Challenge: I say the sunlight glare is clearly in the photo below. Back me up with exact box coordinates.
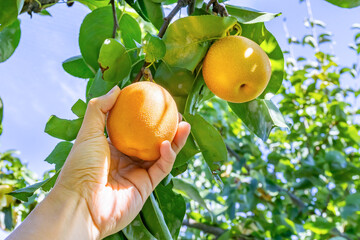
[244,48,254,58]
[251,64,257,72]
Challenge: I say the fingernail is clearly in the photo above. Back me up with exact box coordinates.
[106,85,119,96]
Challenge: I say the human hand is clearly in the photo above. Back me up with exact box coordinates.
[7,86,190,240]
[55,86,191,239]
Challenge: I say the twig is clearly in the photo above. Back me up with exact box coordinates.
[275,185,305,210]
[206,0,228,17]
[305,0,319,52]
[110,0,119,39]
[133,0,192,83]
[282,18,298,70]
[21,0,59,14]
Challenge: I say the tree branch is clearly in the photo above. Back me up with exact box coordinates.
[158,0,190,38]
[133,0,192,83]
[182,219,225,237]
[183,219,251,240]
[275,185,305,210]
[226,144,306,210]
[21,0,59,14]
[206,0,228,17]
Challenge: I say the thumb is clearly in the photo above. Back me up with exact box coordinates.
[76,86,120,144]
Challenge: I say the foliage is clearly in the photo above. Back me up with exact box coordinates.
[0,150,42,231]
[0,99,41,231]
[175,3,360,239]
[0,0,360,239]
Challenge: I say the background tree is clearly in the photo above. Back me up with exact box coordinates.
[0,97,43,232]
[1,0,360,239]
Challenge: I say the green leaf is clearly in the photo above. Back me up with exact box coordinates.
[38,9,52,16]
[345,193,360,207]
[174,134,199,168]
[171,163,188,177]
[44,115,83,141]
[87,69,118,101]
[79,6,121,71]
[172,178,211,213]
[141,193,173,240]
[341,193,360,219]
[240,23,284,98]
[44,141,73,171]
[184,73,214,114]
[0,0,23,31]
[3,206,12,230]
[0,19,21,63]
[303,35,316,48]
[86,77,94,100]
[144,34,166,62]
[345,125,360,144]
[124,0,150,22]
[217,231,231,240]
[325,0,360,8]
[163,15,237,71]
[184,113,227,172]
[79,7,140,72]
[226,5,281,24]
[293,178,313,190]
[10,181,44,201]
[62,55,95,79]
[41,171,60,191]
[71,99,87,118]
[9,171,59,202]
[140,0,164,30]
[340,67,357,78]
[325,150,347,169]
[229,99,289,141]
[122,214,156,240]
[118,13,142,49]
[98,38,132,82]
[129,59,145,83]
[75,0,109,10]
[155,183,186,239]
[303,218,335,234]
[103,232,126,240]
[155,62,195,113]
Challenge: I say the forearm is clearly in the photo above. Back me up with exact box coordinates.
[7,186,99,240]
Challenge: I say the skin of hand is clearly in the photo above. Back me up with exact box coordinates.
[7,86,191,240]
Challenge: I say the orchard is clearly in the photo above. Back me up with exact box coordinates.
[1,0,360,239]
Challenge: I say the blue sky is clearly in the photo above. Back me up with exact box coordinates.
[0,0,359,176]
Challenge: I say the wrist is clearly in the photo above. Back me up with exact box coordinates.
[49,185,101,240]
[8,184,100,240]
